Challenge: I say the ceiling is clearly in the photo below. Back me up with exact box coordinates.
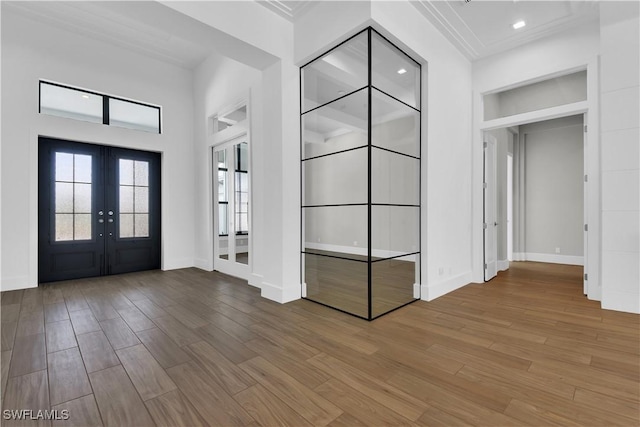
[412,0,600,60]
[3,1,601,69]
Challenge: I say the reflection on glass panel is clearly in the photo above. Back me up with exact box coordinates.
[238,142,248,171]
[217,150,227,169]
[119,159,134,185]
[302,31,368,113]
[74,183,92,213]
[235,235,248,265]
[305,254,368,318]
[56,214,73,241]
[371,206,419,256]
[74,214,92,240]
[55,183,73,213]
[134,161,149,186]
[372,148,419,205]
[119,186,134,213]
[135,214,149,238]
[40,82,103,124]
[109,98,160,133]
[218,203,229,236]
[371,32,420,109]
[120,214,134,238]
[218,171,228,202]
[304,205,368,261]
[371,89,420,158]
[55,153,73,182]
[484,71,587,121]
[303,147,367,206]
[235,171,248,234]
[74,155,92,183]
[302,88,368,159]
[135,187,149,213]
[372,256,416,318]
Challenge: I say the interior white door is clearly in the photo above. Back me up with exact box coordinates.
[484,134,498,281]
[213,136,250,281]
[582,114,588,294]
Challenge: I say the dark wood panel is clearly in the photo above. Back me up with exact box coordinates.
[69,309,101,336]
[76,331,120,373]
[3,370,50,427]
[135,328,191,369]
[144,389,207,427]
[116,307,155,332]
[89,365,155,427]
[51,395,103,427]
[185,340,255,395]
[116,344,176,401]
[239,356,342,426]
[166,362,255,426]
[234,384,314,427]
[0,262,638,426]
[47,347,92,405]
[9,334,46,377]
[45,320,77,353]
[44,302,69,324]
[99,318,140,350]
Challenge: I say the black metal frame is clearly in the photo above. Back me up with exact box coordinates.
[39,80,162,134]
[300,27,422,321]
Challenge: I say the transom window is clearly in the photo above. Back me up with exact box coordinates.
[39,81,161,134]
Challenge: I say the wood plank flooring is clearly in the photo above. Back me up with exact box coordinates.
[1,262,638,426]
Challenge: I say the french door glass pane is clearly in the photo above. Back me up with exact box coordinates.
[119,159,150,238]
[55,152,92,241]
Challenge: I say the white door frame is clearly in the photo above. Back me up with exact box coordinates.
[476,62,599,300]
[483,134,498,281]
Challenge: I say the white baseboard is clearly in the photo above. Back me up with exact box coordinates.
[261,281,301,304]
[421,271,473,301]
[498,259,509,271]
[1,276,37,292]
[249,273,263,289]
[413,283,421,299]
[162,258,195,271]
[193,258,213,271]
[304,242,416,261]
[524,253,584,266]
[602,290,640,314]
[512,252,526,262]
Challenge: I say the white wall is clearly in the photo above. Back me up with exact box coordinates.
[0,8,195,291]
[521,116,584,264]
[192,53,260,273]
[599,2,640,314]
[371,2,474,300]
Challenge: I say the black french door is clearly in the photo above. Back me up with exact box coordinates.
[38,137,161,283]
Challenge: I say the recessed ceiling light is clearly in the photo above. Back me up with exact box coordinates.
[81,94,90,99]
[513,20,526,30]
[397,68,407,75]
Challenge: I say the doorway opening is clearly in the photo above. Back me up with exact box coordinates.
[38,137,161,283]
[483,115,586,288]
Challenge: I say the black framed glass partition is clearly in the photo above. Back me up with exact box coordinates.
[301,27,421,320]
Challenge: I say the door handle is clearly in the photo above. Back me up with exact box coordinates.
[98,219,104,223]
[108,211,114,216]
[108,218,114,223]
